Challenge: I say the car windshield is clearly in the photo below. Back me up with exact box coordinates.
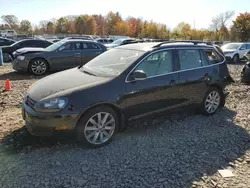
[45,40,65,51]
[112,39,126,45]
[81,48,144,77]
[222,43,242,50]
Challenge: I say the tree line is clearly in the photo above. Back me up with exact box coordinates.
[0,11,250,42]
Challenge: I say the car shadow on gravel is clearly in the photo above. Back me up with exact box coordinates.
[0,71,50,81]
[0,107,250,187]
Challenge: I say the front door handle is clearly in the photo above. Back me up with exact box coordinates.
[169,80,176,86]
[96,52,101,55]
[203,74,211,82]
[74,53,81,55]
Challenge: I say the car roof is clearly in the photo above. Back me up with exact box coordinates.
[64,39,97,43]
[116,42,215,52]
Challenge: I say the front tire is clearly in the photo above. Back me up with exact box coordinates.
[76,106,119,148]
[29,58,48,75]
[201,87,224,116]
[232,54,239,63]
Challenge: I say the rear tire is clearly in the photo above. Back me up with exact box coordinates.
[29,58,48,75]
[76,106,119,148]
[200,87,224,116]
[232,54,239,63]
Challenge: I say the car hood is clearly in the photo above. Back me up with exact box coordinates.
[15,47,48,55]
[105,43,119,48]
[27,67,112,102]
[222,49,236,53]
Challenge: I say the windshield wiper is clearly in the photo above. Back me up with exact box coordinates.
[83,70,96,76]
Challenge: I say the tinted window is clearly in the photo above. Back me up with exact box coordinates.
[135,50,173,77]
[202,49,223,64]
[240,44,247,50]
[59,43,74,51]
[246,44,250,49]
[177,49,202,70]
[74,42,82,50]
[18,41,33,48]
[83,43,100,49]
[36,40,51,47]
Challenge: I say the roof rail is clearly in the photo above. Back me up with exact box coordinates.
[152,40,212,48]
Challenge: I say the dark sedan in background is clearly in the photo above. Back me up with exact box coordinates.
[12,39,107,75]
[2,39,53,62]
[0,37,16,47]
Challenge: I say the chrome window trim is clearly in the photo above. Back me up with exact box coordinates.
[125,47,226,83]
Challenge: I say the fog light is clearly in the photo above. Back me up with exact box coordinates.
[55,126,69,130]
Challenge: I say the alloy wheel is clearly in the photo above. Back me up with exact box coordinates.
[31,60,47,75]
[84,112,115,145]
[205,91,221,114]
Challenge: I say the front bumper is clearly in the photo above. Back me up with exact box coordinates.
[22,102,78,136]
[12,58,29,72]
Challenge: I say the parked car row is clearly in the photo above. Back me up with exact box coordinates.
[21,40,234,147]
[221,42,250,63]
[12,39,107,75]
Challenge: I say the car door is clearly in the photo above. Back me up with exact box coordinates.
[176,48,218,105]
[49,42,76,70]
[81,42,103,64]
[124,49,181,119]
[238,44,248,58]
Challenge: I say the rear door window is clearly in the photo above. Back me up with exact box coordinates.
[246,44,250,49]
[177,49,202,70]
[83,43,101,50]
[202,49,223,65]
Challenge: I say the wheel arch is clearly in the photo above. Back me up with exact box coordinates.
[207,84,225,107]
[28,57,50,72]
[76,103,126,132]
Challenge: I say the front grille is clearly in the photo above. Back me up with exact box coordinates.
[25,96,36,108]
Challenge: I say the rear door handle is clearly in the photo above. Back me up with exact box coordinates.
[75,53,81,55]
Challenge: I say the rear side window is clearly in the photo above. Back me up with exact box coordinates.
[177,49,202,70]
[83,43,100,49]
[247,44,250,49]
[202,49,223,64]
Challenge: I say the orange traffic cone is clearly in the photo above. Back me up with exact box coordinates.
[4,79,12,91]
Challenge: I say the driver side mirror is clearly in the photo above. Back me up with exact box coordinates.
[131,70,147,81]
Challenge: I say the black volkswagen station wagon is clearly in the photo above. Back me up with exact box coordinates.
[22,41,233,147]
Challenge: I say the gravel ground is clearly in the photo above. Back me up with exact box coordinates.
[0,63,250,188]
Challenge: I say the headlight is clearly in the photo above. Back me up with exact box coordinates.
[34,97,68,112]
[17,55,25,60]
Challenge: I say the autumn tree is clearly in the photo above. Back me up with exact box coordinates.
[19,20,32,34]
[106,11,122,35]
[94,15,106,36]
[85,16,97,35]
[233,12,250,42]
[135,18,143,38]
[172,22,191,39]
[55,17,69,33]
[1,15,19,30]
[46,21,54,34]
[115,21,129,35]
[127,17,137,37]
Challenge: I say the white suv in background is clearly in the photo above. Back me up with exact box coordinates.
[221,42,250,63]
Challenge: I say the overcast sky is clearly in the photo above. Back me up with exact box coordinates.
[0,0,249,29]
